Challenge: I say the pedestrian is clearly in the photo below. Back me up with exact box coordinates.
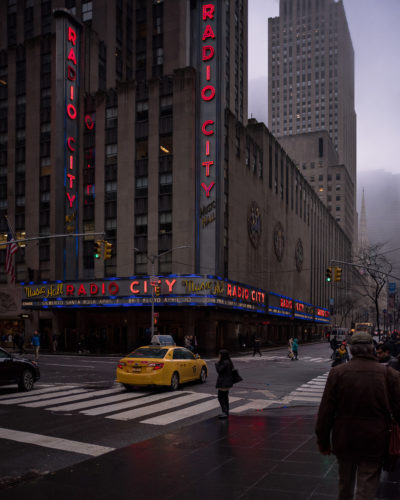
[52,332,59,353]
[330,335,339,353]
[31,330,40,361]
[215,349,234,419]
[252,334,262,357]
[184,335,192,350]
[376,343,395,365]
[291,337,299,360]
[316,332,400,500]
[13,332,20,351]
[331,343,349,367]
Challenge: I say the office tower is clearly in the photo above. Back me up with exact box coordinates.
[268,0,356,242]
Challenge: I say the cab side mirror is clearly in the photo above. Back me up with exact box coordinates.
[195,354,200,359]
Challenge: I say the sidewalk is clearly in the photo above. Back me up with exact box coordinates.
[2,407,399,499]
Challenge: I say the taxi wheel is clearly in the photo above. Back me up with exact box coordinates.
[123,384,135,392]
[170,372,179,391]
[199,366,207,383]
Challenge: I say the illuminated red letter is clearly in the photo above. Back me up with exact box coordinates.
[85,114,94,130]
[202,4,215,20]
[66,192,76,208]
[78,284,87,296]
[67,173,76,189]
[130,281,140,294]
[201,120,214,135]
[165,279,176,292]
[66,285,74,295]
[67,66,76,81]
[108,282,119,295]
[202,161,214,176]
[67,137,75,151]
[67,104,77,119]
[68,26,77,45]
[90,284,99,295]
[202,25,215,41]
[201,181,215,198]
[202,45,214,61]
[67,47,77,65]
[201,85,216,101]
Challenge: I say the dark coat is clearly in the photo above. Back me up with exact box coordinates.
[215,358,234,389]
[316,354,400,461]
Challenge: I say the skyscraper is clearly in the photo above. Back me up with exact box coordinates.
[268,0,356,243]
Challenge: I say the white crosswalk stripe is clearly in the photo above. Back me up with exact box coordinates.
[0,388,87,405]
[286,372,328,403]
[0,385,75,401]
[236,355,331,363]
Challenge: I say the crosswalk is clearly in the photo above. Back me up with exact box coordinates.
[235,354,331,363]
[0,372,329,424]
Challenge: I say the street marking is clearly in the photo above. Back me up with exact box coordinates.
[230,398,275,414]
[288,395,322,402]
[0,388,87,405]
[22,390,102,408]
[107,393,211,421]
[48,389,147,412]
[43,363,96,368]
[142,396,241,425]
[0,385,76,401]
[0,427,114,457]
[81,391,184,416]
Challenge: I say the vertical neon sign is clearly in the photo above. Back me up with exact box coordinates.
[197,2,219,274]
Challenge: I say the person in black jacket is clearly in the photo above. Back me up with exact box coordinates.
[215,349,234,419]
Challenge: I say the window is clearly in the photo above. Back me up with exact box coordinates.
[159,211,171,233]
[135,214,147,234]
[82,1,93,22]
[336,173,341,180]
[159,172,172,194]
[136,101,148,121]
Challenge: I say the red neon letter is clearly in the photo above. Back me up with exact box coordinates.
[67,104,77,119]
[201,181,215,198]
[201,120,214,135]
[68,26,77,45]
[108,282,119,295]
[78,284,87,296]
[66,192,76,208]
[67,137,75,151]
[90,284,99,295]
[206,65,211,81]
[202,45,214,61]
[85,114,94,130]
[130,281,140,294]
[67,47,77,65]
[202,4,215,20]
[67,65,76,81]
[165,279,176,292]
[206,140,210,156]
[69,155,74,170]
[202,161,214,176]
[67,173,76,189]
[202,25,215,41]
[66,285,74,295]
[201,85,216,101]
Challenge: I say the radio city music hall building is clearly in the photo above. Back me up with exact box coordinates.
[0,1,350,353]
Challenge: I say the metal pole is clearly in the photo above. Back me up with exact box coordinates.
[151,257,155,340]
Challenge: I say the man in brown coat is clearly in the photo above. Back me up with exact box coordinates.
[316,332,400,500]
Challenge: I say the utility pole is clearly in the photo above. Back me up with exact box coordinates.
[133,246,190,340]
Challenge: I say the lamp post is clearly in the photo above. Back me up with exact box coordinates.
[133,246,190,340]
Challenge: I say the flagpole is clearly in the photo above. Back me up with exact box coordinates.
[4,215,19,244]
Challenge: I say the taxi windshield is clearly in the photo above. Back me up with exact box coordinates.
[128,348,168,359]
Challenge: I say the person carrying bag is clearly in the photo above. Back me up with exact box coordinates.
[215,349,242,419]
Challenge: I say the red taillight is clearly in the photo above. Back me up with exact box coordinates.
[117,362,126,369]
[148,363,164,370]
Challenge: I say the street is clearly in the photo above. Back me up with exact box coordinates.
[0,342,333,487]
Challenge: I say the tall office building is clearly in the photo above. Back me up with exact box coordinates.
[0,0,348,353]
[268,0,356,242]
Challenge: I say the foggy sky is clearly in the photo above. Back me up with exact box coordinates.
[248,0,400,175]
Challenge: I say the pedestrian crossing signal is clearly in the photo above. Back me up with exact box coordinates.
[325,267,332,282]
[334,267,342,282]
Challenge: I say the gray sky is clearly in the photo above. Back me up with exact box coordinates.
[248,0,400,174]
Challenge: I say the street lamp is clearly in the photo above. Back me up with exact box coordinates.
[133,245,190,340]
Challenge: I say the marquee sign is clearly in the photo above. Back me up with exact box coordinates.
[196,2,220,274]
[21,275,267,313]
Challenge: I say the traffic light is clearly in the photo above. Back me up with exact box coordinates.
[334,267,342,282]
[94,240,102,259]
[65,213,76,233]
[153,312,159,326]
[325,267,332,282]
[155,286,161,297]
[103,241,112,260]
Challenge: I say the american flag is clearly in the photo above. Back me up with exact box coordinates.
[5,231,19,282]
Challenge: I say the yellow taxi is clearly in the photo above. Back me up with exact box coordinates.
[116,345,208,391]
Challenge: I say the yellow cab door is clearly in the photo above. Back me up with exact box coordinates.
[182,348,198,381]
[172,348,189,382]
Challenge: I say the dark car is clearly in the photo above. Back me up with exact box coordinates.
[0,347,40,391]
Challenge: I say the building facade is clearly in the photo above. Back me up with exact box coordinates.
[268,0,356,243]
[0,0,349,354]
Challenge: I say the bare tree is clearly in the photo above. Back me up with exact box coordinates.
[352,243,392,336]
